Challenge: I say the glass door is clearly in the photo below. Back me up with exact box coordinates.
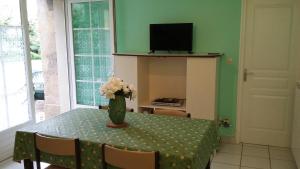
[68,0,114,107]
[0,0,34,161]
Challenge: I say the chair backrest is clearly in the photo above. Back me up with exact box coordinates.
[34,133,80,169]
[102,144,159,169]
[99,105,134,112]
[153,109,191,118]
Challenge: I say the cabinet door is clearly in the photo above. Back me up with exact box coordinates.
[186,58,218,120]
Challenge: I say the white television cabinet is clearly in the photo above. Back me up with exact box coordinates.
[114,53,220,120]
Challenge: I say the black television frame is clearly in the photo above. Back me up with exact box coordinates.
[149,23,193,54]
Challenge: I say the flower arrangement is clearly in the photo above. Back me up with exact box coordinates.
[100,76,136,100]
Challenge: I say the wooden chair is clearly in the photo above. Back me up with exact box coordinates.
[34,133,81,169]
[98,105,134,112]
[102,144,159,169]
[153,109,191,118]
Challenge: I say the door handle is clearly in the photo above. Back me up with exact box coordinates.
[243,68,254,82]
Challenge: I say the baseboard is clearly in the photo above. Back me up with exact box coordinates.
[220,136,238,144]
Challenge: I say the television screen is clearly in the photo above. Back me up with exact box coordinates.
[150,23,193,53]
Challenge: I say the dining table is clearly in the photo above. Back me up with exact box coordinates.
[13,108,219,169]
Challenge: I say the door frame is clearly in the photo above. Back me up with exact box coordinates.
[236,0,247,144]
[236,0,298,144]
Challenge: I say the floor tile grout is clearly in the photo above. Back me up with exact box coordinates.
[212,161,240,166]
[268,145,272,169]
[0,157,13,164]
[239,143,244,169]
[214,142,297,169]
[243,142,269,148]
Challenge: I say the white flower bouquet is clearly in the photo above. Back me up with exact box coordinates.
[100,77,136,100]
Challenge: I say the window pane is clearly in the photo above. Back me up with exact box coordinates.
[76,81,94,105]
[93,29,111,55]
[72,0,112,107]
[91,1,109,28]
[94,82,108,105]
[73,30,92,55]
[94,55,112,82]
[71,2,90,29]
[75,56,93,81]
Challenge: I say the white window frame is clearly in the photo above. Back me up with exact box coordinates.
[66,0,116,109]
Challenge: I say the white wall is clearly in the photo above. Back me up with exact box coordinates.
[295,0,300,81]
[148,57,187,102]
[292,0,300,167]
[53,0,71,112]
[114,56,138,111]
[296,16,300,81]
[296,35,300,81]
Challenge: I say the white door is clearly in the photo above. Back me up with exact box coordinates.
[0,0,34,161]
[240,0,298,147]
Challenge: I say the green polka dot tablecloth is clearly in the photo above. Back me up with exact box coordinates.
[13,108,219,169]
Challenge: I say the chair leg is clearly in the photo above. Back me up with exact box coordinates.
[205,160,211,169]
[36,161,41,169]
[23,159,34,169]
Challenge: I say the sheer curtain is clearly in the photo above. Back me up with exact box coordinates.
[0,26,29,131]
[0,1,31,132]
[0,0,34,161]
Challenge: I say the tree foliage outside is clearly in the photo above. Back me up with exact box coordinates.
[0,17,12,26]
[0,16,42,60]
[28,20,41,60]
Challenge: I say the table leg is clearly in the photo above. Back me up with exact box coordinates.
[23,159,33,169]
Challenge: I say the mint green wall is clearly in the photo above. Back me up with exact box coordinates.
[115,0,241,136]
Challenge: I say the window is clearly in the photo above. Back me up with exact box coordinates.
[0,0,32,131]
[69,0,113,107]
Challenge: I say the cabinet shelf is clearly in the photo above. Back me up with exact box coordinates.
[139,104,186,111]
[113,52,222,58]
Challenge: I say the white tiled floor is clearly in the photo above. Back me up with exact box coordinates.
[212,143,298,169]
[0,159,25,169]
[0,143,297,169]
[0,159,49,169]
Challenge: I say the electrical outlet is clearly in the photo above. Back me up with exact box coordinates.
[219,118,231,128]
[226,58,233,64]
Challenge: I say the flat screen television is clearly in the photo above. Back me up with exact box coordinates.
[150,23,193,53]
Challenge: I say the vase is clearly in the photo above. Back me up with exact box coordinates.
[108,95,126,125]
